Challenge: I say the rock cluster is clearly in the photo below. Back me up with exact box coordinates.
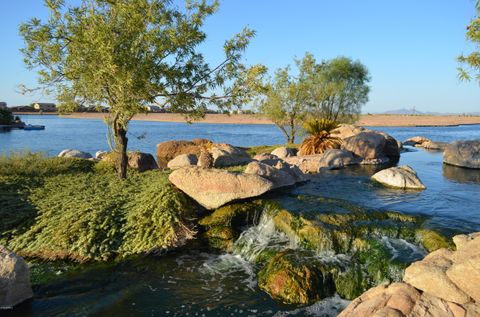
[339,232,480,317]
[0,245,33,309]
[403,136,449,151]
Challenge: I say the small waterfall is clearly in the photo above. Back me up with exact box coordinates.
[232,209,297,262]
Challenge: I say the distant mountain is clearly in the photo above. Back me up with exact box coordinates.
[382,108,423,115]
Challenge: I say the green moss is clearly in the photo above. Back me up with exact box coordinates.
[334,265,368,300]
[258,250,334,305]
[199,201,264,228]
[0,155,198,262]
[416,229,454,252]
[205,227,235,240]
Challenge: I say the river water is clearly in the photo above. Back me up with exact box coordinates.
[2,115,480,317]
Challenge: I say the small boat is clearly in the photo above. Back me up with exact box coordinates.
[23,124,45,131]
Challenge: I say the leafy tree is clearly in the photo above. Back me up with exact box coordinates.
[458,1,480,83]
[256,60,311,144]
[257,53,369,144]
[20,0,264,178]
[304,55,370,123]
[0,108,14,125]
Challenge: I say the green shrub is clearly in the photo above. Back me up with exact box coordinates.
[0,155,199,262]
[0,108,13,125]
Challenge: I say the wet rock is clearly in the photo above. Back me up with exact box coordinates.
[371,165,426,190]
[58,149,92,159]
[317,149,360,170]
[270,147,297,159]
[342,131,399,164]
[258,250,335,304]
[168,167,274,209]
[444,140,480,169]
[167,154,198,170]
[127,152,158,172]
[0,245,33,309]
[416,229,454,252]
[403,136,431,146]
[421,140,449,151]
[245,161,296,189]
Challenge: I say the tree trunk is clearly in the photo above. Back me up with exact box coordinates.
[114,124,129,179]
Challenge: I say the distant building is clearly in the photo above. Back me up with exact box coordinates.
[145,105,164,113]
[32,103,57,112]
[0,102,6,109]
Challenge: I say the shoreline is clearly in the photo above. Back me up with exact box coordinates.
[13,112,480,127]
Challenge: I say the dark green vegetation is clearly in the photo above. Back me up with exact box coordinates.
[458,1,480,83]
[199,197,453,305]
[0,154,198,262]
[0,108,13,125]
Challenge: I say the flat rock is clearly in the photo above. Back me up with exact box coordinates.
[447,255,480,302]
[444,140,480,169]
[403,136,431,146]
[169,167,274,209]
[253,153,281,166]
[0,245,33,309]
[167,154,198,170]
[245,161,296,189]
[371,165,426,190]
[58,149,92,159]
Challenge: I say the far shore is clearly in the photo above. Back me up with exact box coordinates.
[13,112,480,127]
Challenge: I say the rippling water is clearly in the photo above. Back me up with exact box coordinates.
[2,115,480,316]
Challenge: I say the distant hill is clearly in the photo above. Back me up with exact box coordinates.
[378,109,480,116]
[382,108,423,115]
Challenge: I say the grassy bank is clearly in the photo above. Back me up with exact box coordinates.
[0,153,198,262]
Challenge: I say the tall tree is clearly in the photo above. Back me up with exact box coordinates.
[305,55,370,123]
[458,1,480,83]
[20,0,264,178]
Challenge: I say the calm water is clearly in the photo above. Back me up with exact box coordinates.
[2,115,480,317]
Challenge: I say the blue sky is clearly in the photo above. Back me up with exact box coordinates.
[0,0,479,113]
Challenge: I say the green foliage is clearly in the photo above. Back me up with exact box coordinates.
[458,3,480,83]
[20,0,265,178]
[0,155,198,262]
[0,108,13,125]
[303,118,339,135]
[256,53,369,144]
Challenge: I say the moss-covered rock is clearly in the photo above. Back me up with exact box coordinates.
[258,250,335,305]
[416,228,454,252]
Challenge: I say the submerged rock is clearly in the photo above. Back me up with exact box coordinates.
[258,250,335,305]
[371,165,426,190]
[0,245,33,309]
[444,140,480,169]
[168,167,274,209]
[167,154,198,170]
[58,149,92,159]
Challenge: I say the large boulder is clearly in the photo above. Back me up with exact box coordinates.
[245,161,296,189]
[342,131,399,164]
[444,140,480,169]
[168,167,274,209]
[209,143,252,167]
[253,153,282,166]
[127,152,158,172]
[317,149,360,170]
[156,139,211,168]
[167,154,198,170]
[58,149,92,159]
[371,165,426,190]
[0,245,33,309]
[270,147,297,159]
[330,124,367,140]
[284,154,324,173]
[273,160,308,183]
